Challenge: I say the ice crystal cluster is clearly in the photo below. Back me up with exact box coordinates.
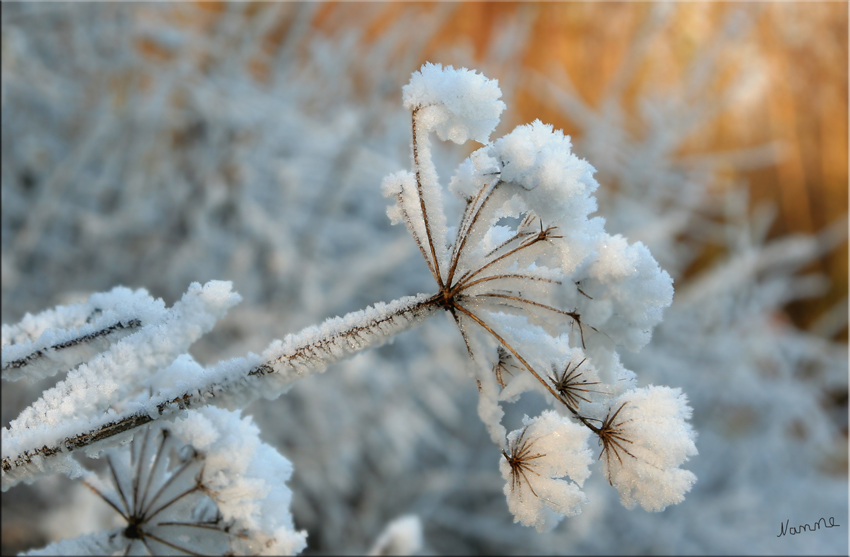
[1,62,696,554]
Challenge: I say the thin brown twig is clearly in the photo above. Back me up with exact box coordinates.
[411,108,444,290]
[459,273,560,292]
[143,531,206,557]
[397,192,439,283]
[83,479,129,521]
[446,180,503,287]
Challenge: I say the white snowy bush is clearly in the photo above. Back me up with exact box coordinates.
[2,61,696,553]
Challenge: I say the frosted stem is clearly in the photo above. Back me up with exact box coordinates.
[1,294,440,491]
[411,108,445,289]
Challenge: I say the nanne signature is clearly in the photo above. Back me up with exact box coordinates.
[777,516,840,537]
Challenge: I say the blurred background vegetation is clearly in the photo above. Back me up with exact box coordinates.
[169,1,847,340]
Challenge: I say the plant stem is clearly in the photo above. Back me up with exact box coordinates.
[1,294,440,491]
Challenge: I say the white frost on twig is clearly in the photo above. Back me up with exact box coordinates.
[1,287,165,382]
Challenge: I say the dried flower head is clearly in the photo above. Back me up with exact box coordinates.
[597,401,637,479]
[499,412,592,532]
[599,387,698,512]
[492,346,520,389]
[548,356,602,410]
[81,426,248,556]
[387,63,687,529]
[23,408,307,556]
[385,65,616,415]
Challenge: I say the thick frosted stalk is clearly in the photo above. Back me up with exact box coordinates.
[1,294,438,491]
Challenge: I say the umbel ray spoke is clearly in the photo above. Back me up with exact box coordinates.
[411,108,445,290]
[143,531,206,557]
[446,179,503,287]
[106,455,131,519]
[132,425,152,516]
[83,479,128,521]
[459,273,560,292]
[452,303,564,403]
[446,181,490,282]
[157,521,250,540]
[397,192,440,283]
[144,484,202,523]
[453,303,601,432]
[476,292,588,348]
[448,307,474,358]
[141,456,197,521]
[454,230,556,293]
[140,537,155,556]
[140,429,170,516]
[483,214,540,259]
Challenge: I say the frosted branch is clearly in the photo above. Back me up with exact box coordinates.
[5,282,242,444]
[1,293,439,491]
[1,287,165,382]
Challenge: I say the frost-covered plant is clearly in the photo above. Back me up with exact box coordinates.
[4,5,844,554]
[3,283,308,555]
[23,407,306,556]
[385,63,693,530]
[2,63,695,551]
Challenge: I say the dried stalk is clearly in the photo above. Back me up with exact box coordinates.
[1,295,439,490]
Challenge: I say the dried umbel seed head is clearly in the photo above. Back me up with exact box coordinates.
[499,412,592,532]
[386,63,689,528]
[24,408,308,556]
[81,425,243,555]
[548,357,602,410]
[502,425,545,498]
[597,401,637,479]
[599,387,698,512]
